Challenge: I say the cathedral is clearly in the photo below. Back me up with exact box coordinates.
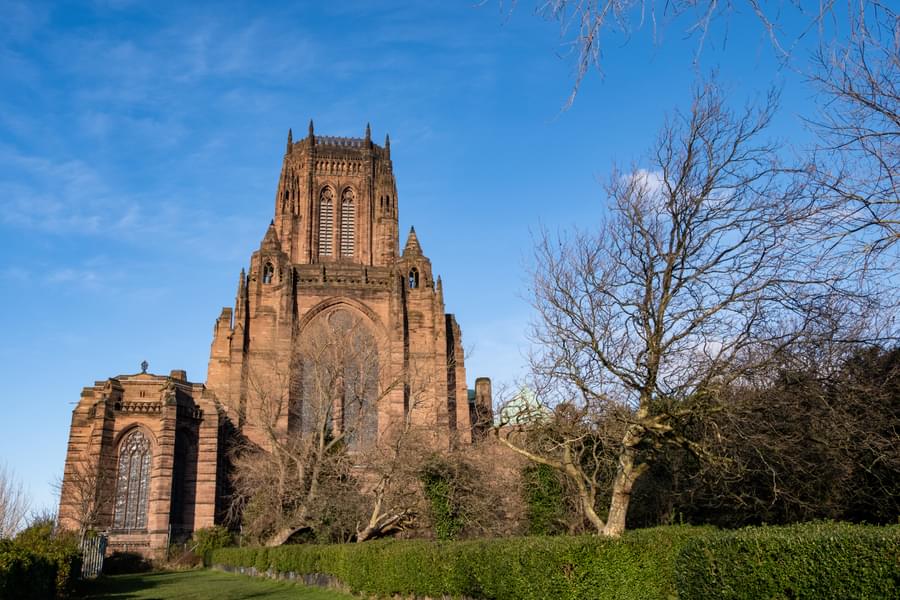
[58,123,493,556]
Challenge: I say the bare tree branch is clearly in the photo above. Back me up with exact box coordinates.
[0,463,30,539]
[499,81,848,537]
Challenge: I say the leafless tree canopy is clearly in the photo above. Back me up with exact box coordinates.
[0,463,30,539]
[808,3,899,261]
[510,1,900,263]
[228,309,434,546]
[56,446,113,542]
[508,1,887,104]
[497,82,849,536]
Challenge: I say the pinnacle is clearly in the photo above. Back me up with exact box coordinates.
[262,221,280,246]
[403,226,423,256]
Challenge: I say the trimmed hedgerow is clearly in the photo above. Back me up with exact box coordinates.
[192,526,235,566]
[676,522,900,600]
[213,523,900,599]
[213,526,702,599]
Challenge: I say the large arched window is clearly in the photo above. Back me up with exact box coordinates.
[292,310,378,449]
[113,429,152,531]
[318,188,334,257]
[340,188,355,258]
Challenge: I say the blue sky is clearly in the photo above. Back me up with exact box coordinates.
[0,0,822,512]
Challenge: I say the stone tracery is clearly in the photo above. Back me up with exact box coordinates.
[113,429,152,531]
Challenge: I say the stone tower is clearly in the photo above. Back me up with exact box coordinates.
[206,123,475,450]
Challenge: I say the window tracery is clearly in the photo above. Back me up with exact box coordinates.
[318,188,334,257]
[262,262,274,284]
[340,188,355,258]
[113,429,152,531]
[408,268,419,289]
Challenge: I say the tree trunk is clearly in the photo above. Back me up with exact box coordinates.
[266,525,298,547]
[580,490,606,534]
[602,444,647,537]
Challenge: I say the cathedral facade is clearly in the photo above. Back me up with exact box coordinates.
[58,124,493,556]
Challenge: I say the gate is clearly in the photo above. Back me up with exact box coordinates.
[80,534,107,579]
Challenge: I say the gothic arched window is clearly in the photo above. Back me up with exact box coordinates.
[340,188,355,258]
[113,429,152,531]
[292,310,378,450]
[262,262,274,284]
[408,268,419,289]
[318,188,334,257]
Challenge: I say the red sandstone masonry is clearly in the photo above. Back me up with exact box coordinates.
[59,126,492,556]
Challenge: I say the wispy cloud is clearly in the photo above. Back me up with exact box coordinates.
[0,146,136,234]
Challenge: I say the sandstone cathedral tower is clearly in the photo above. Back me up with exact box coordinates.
[58,123,493,556]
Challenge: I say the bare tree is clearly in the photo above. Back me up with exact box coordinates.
[56,444,113,543]
[228,309,406,547]
[503,1,900,270]
[497,82,840,536]
[353,373,431,542]
[806,3,899,262]
[0,463,30,538]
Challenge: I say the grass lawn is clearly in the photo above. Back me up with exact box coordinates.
[76,569,355,600]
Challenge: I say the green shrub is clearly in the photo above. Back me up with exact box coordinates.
[192,526,234,566]
[676,522,900,599]
[0,538,56,600]
[522,463,567,535]
[421,459,465,541]
[6,518,81,598]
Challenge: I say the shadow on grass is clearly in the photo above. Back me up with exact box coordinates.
[74,569,352,600]
[75,571,167,599]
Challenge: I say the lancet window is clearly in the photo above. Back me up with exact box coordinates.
[340,188,355,258]
[318,188,334,257]
[113,429,152,531]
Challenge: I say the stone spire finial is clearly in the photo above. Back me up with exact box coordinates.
[365,122,371,143]
[403,226,422,256]
[262,220,279,247]
[308,119,314,137]
[286,128,292,153]
[385,133,390,155]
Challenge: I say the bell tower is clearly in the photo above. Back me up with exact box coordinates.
[207,122,488,451]
[273,121,399,267]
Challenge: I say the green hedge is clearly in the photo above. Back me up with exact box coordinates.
[676,522,900,599]
[213,526,702,599]
[212,523,900,599]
